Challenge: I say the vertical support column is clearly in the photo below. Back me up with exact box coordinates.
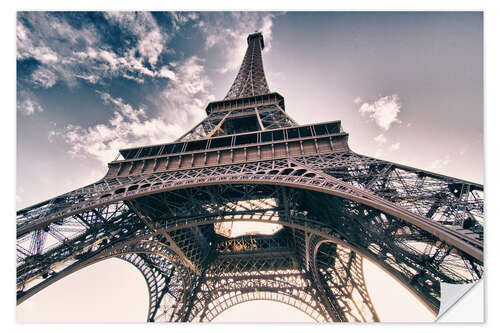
[309,235,380,322]
[308,235,346,322]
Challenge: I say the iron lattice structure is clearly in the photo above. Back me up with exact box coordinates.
[16,32,484,322]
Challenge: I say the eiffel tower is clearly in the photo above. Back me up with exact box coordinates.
[16,32,484,322]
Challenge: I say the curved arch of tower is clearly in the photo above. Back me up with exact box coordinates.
[16,32,483,322]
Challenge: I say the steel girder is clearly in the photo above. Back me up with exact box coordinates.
[17,153,483,260]
[16,152,483,320]
[308,236,379,322]
[175,103,297,142]
[176,110,231,142]
[118,252,183,321]
[183,260,330,322]
[163,230,378,322]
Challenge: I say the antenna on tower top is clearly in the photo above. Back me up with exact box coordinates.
[247,31,265,49]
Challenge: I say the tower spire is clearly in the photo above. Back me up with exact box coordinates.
[224,32,271,100]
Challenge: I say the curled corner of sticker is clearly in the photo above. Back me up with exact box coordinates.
[436,279,484,322]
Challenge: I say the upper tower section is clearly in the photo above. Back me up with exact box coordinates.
[107,31,348,177]
[224,32,271,100]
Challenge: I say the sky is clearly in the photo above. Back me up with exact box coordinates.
[15,11,483,323]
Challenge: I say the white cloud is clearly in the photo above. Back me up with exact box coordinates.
[374,133,387,145]
[19,12,271,98]
[158,66,176,80]
[197,13,279,74]
[51,56,213,165]
[51,92,185,165]
[105,12,167,67]
[260,15,274,52]
[31,67,57,88]
[169,12,200,31]
[75,74,100,84]
[18,98,44,116]
[97,90,146,122]
[99,50,119,70]
[138,30,163,66]
[17,16,60,65]
[194,20,205,29]
[353,96,362,105]
[158,56,215,126]
[18,13,101,87]
[389,142,401,151]
[170,12,188,30]
[37,49,58,64]
[17,90,44,115]
[187,13,199,21]
[17,12,178,91]
[359,94,402,131]
[428,155,452,173]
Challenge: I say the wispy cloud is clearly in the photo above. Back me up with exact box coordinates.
[169,11,200,31]
[428,155,452,174]
[197,12,279,74]
[17,12,178,92]
[374,133,387,145]
[17,12,102,88]
[17,89,44,115]
[97,90,146,122]
[50,55,213,165]
[389,142,401,151]
[157,56,215,126]
[31,67,57,88]
[50,92,184,165]
[372,137,400,157]
[359,94,402,131]
[104,12,167,67]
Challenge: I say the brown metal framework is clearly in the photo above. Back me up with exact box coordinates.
[16,32,483,322]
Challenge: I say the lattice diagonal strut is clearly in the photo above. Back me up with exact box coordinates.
[224,32,271,100]
[16,31,483,322]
